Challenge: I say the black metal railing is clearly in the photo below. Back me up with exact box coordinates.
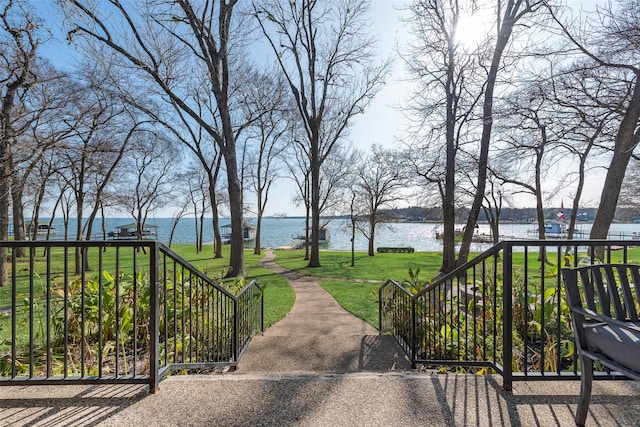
[0,240,263,393]
[380,239,640,390]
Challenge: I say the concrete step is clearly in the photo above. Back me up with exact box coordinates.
[3,373,640,426]
[235,334,411,374]
[265,312,378,336]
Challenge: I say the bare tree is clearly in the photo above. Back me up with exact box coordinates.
[547,64,618,239]
[458,0,545,265]
[548,2,640,240]
[492,80,569,240]
[353,146,406,256]
[318,144,357,224]
[403,0,487,273]
[282,130,312,259]
[64,0,249,277]
[167,197,190,247]
[255,0,389,267]
[110,131,178,241]
[481,170,506,244]
[241,70,290,255]
[0,0,40,284]
[57,74,133,245]
[14,63,71,241]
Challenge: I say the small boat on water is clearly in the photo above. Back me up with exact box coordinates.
[35,224,55,234]
[27,223,56,238]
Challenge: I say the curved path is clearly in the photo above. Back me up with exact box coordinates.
[235,250,411,374]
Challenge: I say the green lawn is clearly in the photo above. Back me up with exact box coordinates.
[270,249,445,329]
[178,247,444,329]
[319,280,379,328]
[270,249,443,282]
[181,247,444,330]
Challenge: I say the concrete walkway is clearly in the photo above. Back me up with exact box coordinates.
[1,250,639,426]
[234,250,410,374]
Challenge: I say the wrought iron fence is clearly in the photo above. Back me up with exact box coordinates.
[0,240,263,393]
[380,239,640,390]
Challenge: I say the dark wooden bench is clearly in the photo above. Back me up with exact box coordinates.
[561,264,640,426]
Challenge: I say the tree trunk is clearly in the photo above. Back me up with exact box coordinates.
[568,148,591,241]
[254,214,262,256]
[590,78,640,240]
[11,179,25,257]
[304,204,310,260]
[74,195,84,275]
[223,144,245,278]
[351,217,356,267]
[254,185,263,255]
[11,168,26,248]
[208,174,223,258]
[308,132,321,268]
[211,208,222,258]
[32,177,49,241]
[194,207,200,253]
[198,210,204,252]
[0,88,18,285]
[169,217,180,247]
[0,145,8,286]
[441,33,457,273]
[458,3,520,266]
[490,218,499,245]
[367,216,376,257]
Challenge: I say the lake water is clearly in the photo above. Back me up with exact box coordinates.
[38,217,640,252]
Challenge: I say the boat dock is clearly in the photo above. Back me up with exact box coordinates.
[275,239,305,250]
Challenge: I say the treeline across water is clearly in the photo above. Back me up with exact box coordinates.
[379,206,640,224]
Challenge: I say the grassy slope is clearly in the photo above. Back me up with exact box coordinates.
[319,280,379,328]
[270,249,445,328]
[269,247,640,328]
[271,249,443,282]
[172,245,295,329]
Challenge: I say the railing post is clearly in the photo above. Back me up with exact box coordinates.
[233,298,239,362]
[378,284,383,332]
[149,242,160,394]
[503,243,513,391]
[260,284,265,333]
[411,296,417,367]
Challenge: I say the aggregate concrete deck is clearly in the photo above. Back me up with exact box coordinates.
[0,250,638,426]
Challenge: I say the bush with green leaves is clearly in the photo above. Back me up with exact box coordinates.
[0,268,257,378]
